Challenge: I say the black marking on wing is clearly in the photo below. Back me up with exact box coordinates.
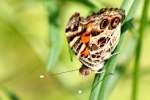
[72,37,81,49]
[76,42,83,54]
[98,37,110,47]
[79,57,94,67]
[67,27,86,42]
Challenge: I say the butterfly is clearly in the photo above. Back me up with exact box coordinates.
[65,8,125,76]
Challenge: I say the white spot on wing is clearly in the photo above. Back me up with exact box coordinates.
[69,36,80,47]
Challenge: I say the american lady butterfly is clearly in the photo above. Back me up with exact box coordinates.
[65,8,125,76]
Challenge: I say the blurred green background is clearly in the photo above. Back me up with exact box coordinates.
[0,0,150,100]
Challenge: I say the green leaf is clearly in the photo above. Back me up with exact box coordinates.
[0,86,19,100]
[68,45,74,62]
[47,24,63,70]
[121,18,134,33]
[121,0,140,22]
[46,0,63,70]
[89,73,105,100]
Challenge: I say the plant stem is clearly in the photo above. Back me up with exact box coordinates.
[132,0,150,100]
[97,34,126,100]
[89,0,141,99]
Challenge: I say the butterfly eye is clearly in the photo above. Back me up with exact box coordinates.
[110,17,120,29]
[100,19,109,29]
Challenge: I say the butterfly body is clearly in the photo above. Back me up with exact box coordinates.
[65,8,125,76]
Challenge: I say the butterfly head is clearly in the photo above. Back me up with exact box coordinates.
[79,64,92,76]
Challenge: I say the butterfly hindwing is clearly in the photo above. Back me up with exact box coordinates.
[65,8,125,75]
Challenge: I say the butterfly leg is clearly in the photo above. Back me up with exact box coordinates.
[103,52,120,61]
[110,52,120,58]
[103,52,111,60]
[95,69,105,74]
[95,69,114,77]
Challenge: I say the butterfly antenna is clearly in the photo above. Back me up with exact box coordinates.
[39,68,80,79]
[51,68,80,76]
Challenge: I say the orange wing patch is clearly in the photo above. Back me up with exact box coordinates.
[80,32,90,44]
[80,23,92,44]
[80,23,93,57]
[80,48,89,57]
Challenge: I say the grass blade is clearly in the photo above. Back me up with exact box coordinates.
[132,0,150,100]
[89,0,140,100]
[0,86,19,100]
[47,24,63,70]
[46,0,63,70]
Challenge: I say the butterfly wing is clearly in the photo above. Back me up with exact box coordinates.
[65,8,125,72]
[65,12,90,57]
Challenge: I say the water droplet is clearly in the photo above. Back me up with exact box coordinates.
[78,90,83,94]
[40,75,45,79]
